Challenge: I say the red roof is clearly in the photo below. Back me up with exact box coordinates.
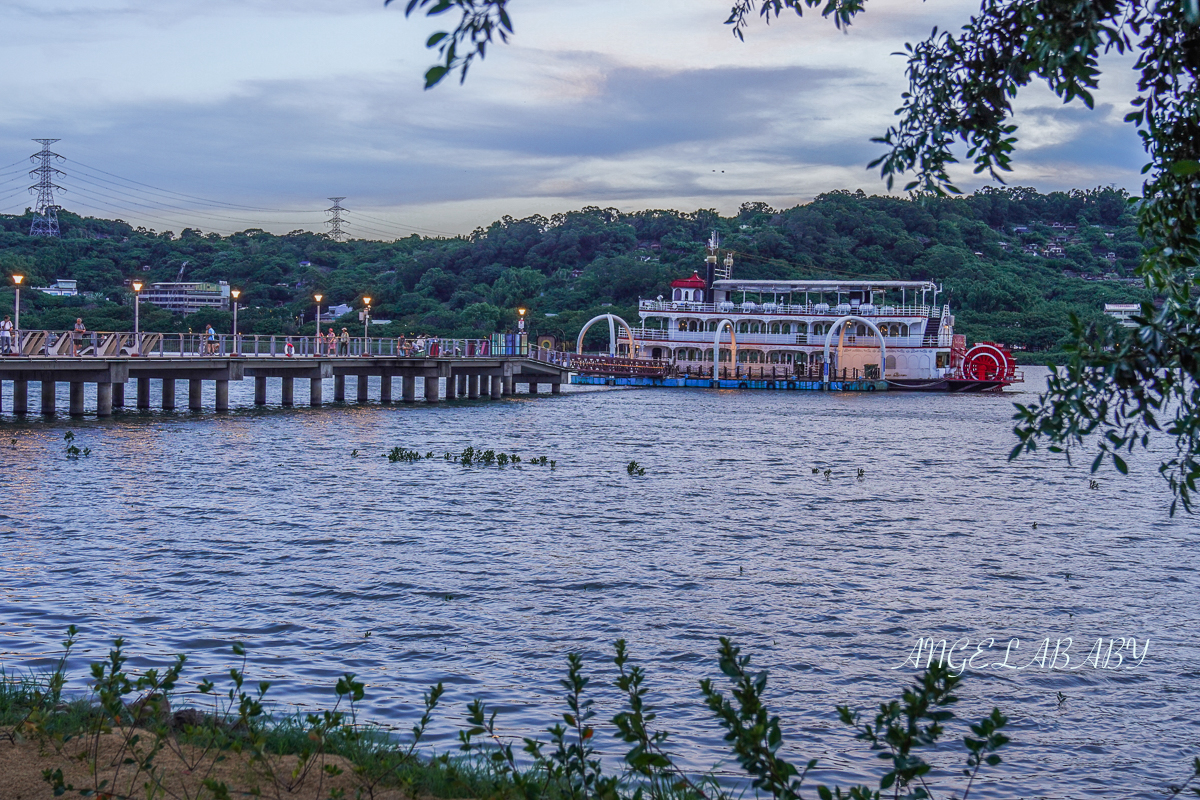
[670,271,707,289]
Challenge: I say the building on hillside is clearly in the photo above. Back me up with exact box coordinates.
[1104,303,1141,328]
[38,279,78,297]
[141,281,230,313]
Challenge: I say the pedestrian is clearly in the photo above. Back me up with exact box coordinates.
[205,323,217,355]
[397,333,407,356]
[0,315,12,356]
[339,327,350,356]
[72,318,86,356]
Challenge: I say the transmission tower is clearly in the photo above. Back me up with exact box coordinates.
[325,197,348,242]
[28,138,65,237]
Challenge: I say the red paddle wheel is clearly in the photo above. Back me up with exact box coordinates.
[961,342,1018,382]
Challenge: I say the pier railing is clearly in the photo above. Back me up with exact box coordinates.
[4,330,510,359]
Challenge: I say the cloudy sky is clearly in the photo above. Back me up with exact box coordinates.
[0,0,1148,237]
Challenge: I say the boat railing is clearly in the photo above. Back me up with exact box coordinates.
[632,328,930,348]
[639,300,933,317]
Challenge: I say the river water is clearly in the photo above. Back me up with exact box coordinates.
[1,367,1197,799]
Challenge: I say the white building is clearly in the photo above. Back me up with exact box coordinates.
[38,279,78,297]
[1104,303,1141,328]
[141,281,230,313]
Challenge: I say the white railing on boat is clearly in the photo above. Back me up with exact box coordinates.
[638,300,933,317]
[631,329,942,348]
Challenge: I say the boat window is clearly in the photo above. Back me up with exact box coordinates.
[673,289,681,301]
[885,355,896,369]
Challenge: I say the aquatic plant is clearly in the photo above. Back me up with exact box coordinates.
[387,447,423,463]
[63,431,89,459]
[497,452,509,467]
[627,461,646,477]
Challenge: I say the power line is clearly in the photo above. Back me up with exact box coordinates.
[63,157,325,215]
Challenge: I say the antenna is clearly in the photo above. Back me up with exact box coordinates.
[28,139,65,237]
[325,197,348,242]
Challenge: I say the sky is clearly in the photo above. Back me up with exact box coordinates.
[0,0,1149,238]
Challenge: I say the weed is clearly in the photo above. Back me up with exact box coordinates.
[627,461,646,477]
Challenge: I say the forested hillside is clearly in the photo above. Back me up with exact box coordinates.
[0,186,1150,357]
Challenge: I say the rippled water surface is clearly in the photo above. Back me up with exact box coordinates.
[2,367,1198,799]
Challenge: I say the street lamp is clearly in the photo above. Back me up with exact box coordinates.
[131,280,142,356]
[230,289,241,355]
[12,275,23,336]
[314,293,323,356]
[363,296,371,353]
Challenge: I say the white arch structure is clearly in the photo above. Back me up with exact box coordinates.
[711,319,737,378]
[822,315,886,382]
[576,313,637,357]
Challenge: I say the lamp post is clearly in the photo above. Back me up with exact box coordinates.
[131,280,142,356]
[314,293,323,356]
[12,275,22,335]
[517,307,526,355]
[363,296,371,355]
[230,289,241,355]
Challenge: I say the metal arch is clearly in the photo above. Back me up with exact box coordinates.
[821,315,886,382]
[576,313,636,357]
[711,318,737,378]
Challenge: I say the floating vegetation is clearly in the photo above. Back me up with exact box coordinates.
[1089,479,1100,490]
[382,446,555,470]
[857,468,866,479]
[1056,691,1067,706]
[351,449,359,458]
[64,431,90,459]
[626,460,646,476]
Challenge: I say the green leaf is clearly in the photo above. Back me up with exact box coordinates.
[424,65,449,89]
[1168,160,1200,177]
[426,31,448,47]
[1112,453,1128,475]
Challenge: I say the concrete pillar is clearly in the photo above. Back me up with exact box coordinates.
[137,377,150,409]
[402,375,415,403]
[112,382,124,408]
[41,380,55,414]
[356,375,369,402]
[310,377,323,406]
[69,382,85,416]
[189,379,203,410]
[446,374,457,399]
[96,382,113,417]
[529,382,538,394]
[490,375,502,399]
[467,374,480,399]
[380,375,392,403]
[281,377,294,406]
[334,374,345,402]
[254,376,267,405]
[161,379,176,410]
[551,382,562,395]
[456,374,467,396]
[502,375,513,396]
[13,380,28,414]
[215,380,229,411]
[424,375,440,403]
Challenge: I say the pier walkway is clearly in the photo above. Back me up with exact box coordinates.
[0,331,574,416]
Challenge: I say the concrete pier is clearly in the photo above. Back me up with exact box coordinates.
[0,352,568,416]
[69,382,85,416]
[13,380,27,414]
[96,382,113,417]
[529,382,538,394]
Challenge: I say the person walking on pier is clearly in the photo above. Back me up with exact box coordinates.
[339,327,350,355]
[205,324,217,355]
[72,318,86,356]
[0,315,13,355]
[326,327,336,356]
